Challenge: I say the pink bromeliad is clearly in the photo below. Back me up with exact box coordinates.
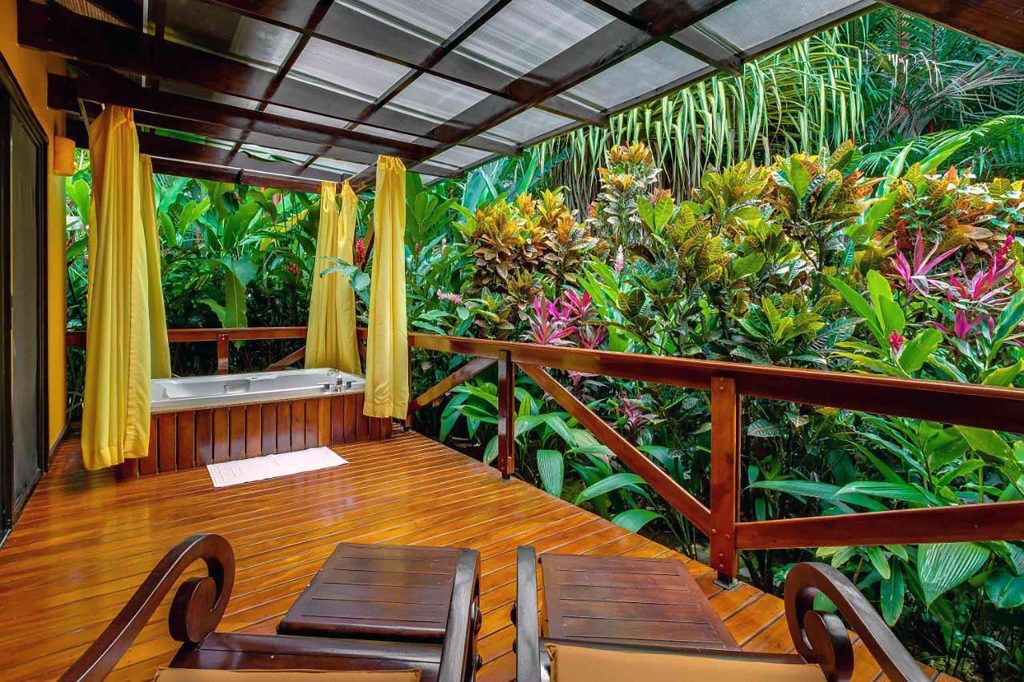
[890,230,959,296]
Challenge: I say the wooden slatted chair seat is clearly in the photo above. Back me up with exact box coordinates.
[513,547,932,682]
[59,535,478,682]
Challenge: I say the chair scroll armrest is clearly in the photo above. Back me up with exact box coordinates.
[785,562,930,682]
[60,533,235,682]
[438,548,480,682]
[513,546,542,682]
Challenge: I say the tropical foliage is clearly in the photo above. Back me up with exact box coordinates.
[63,7,1024,680]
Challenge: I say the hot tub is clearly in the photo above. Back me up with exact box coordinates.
[120,369,391,478]
[151,368,365,413]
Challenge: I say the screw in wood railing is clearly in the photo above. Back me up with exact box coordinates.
[496,350,515,479]
[710,376,742,585]
[216,333,230,375]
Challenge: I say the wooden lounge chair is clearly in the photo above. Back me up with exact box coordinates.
[60,534,479,682]
[512,546,930,682]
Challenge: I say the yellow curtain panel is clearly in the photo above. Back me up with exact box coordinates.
[363,156,409,419]
[306,181,361,374]
[81,106,162,470]
[140,155,172,379]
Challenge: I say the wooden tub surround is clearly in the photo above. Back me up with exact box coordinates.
[121,393,392,477]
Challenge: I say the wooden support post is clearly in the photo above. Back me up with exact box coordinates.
[710,376,741,585]
[216,333,230,375]
[496,350,515,479]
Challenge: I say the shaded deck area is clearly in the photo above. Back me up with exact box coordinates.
[0,430,921,681]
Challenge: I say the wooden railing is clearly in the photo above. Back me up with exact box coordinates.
[66,326,1024,582]
[66,327,307,374]
[405,332,1024,582]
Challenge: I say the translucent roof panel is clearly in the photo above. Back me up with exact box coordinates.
[385,74,490,123]
[240,144,310,165]
[483,108,574,145]
[426,146,494,170]
[690,0,865,55]
[455,0,615,82]
[291,38,411,100]
[100,0,877,180]
[310,157,368,175]
[352,124,422,144]
[163,0,298,70]
[160,82,262,110]
[565,43,708,111]
[336,0,494,44]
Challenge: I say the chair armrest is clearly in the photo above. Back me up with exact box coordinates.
[512,546,542,682]
[60,533,234,682]
[437,548,480,682]
[785,562,930,682]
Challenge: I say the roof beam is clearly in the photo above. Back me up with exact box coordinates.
[16,0,506,154]
[884,0,1024,54]
[200,0,604,125]
[150,158,325,193]
[64,119,344,183]
[418,0,738,146]
[47,73,440,160]
[224,0,335,164]
[83,0,142,27]
[577,0,743,75]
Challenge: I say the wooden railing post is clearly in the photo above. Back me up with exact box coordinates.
[216,333,230,375]
[496,350,515,479]
[710,376,741,585]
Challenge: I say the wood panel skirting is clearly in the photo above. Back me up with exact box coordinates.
[118,394,392,477]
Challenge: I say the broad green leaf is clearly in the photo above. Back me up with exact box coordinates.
[574,473,648,505]
[731,252,766,278]
[867,546,891,580]
[986,569,1024,609]
[536,450,564,498]
[957,427,1013,463]
[827,275,884,345]
[918,543,991,606]
[836,481,932,507]
[880,564,905,625]
[612,509,664,533]
[982,361,1024,387]
[897,329,942,373]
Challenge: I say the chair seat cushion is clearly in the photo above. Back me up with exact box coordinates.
[154,669,420,682]
[548,643,826,682]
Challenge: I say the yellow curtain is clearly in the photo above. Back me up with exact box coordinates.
[140,155,171,379]
[305,181,361,373]
[81,106,154,470]
[363,156,409,419]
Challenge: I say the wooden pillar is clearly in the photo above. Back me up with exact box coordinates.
[496,350,515,479]
[216,333,230,375]
[710,376,741,584]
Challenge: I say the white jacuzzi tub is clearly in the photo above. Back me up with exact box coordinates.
[151,368,365,413]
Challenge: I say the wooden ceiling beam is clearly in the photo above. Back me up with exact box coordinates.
[200,0,604,126]
[884,0,1024,54]
[578,0,743,75]
[83,0,143,28]
[64,119,342,183]
[418,0,738,146]
[149,158,325,193]
[48,73,436,159]
[16,0,498,154]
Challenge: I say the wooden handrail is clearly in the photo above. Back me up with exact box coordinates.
[402,331,1024,582]
[65,326,1024,581]
[66,327,307,375]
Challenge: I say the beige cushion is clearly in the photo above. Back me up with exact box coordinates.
[154,669,420,682]
[548,644,826,682]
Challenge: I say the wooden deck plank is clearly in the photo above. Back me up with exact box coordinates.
[0,431,891,682]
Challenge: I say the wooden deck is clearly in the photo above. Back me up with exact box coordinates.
[0,430,921,681]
